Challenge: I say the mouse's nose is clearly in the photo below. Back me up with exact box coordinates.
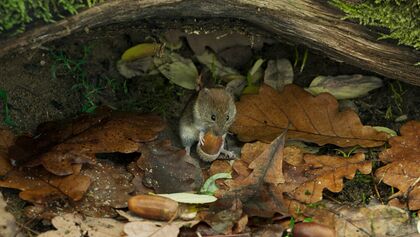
[212,126,224,136]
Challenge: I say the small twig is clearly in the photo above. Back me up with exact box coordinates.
[404,177,420,210]
[323,193,343,205]
[147,208,179,237]
[372,179,383,204]
[370,168,384,204]
[15,220,40,236]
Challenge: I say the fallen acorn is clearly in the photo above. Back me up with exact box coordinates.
[197,131,224,162]
[128,194,179,221]
[293,222,336,237]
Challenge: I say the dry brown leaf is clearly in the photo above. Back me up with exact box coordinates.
[375,121,420,211]
[234,214,249,234]
[124,221,180,237]
[199,198,243,234]
[245,152,371,217]
[8,109,165,175]
[230,84,389,147]
[297,200,419,237]
[117,210,199,237]
[376,160,420,211]
[38,213,124,237]
[0,159,133,218]
[219,131,287,200]
[0,127,14,175]
[138,140,203,193]
[379,120,419,163]
[0,164,90,203]
[286,153,372,204]
[220,137,371,217]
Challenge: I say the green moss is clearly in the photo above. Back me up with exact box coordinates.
[330,0,420,50]
[0,0,102,35]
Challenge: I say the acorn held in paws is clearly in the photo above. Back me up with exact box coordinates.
[196,131,224,162]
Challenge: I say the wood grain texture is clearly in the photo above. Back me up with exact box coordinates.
[0,0,419,85]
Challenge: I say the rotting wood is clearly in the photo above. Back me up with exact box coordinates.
[0,0,419,85]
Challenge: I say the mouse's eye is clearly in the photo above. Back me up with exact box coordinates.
[226,115,229,121]
[211,114,216,121]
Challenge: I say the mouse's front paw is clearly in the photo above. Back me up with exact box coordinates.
[220,149,237,160]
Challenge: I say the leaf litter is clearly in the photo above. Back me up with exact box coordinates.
[1,27,419,237]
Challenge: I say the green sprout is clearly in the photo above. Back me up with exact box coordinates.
[293,47,309,73]
[50,45,126,113]
[0,89,16,127]
[334,146,359,158]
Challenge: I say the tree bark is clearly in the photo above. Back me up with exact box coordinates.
[0,0,419,85]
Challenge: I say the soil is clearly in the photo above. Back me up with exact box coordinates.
[0,18,419,235]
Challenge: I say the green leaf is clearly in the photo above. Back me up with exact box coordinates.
[248,58,265,77]
[242,85,260,94]
[305,74,383,99]
[157,193,217,204]
[155,52,198,90]
[121,43,162,61]
[200,173,232,195]
[196,50,243,82]
[264,59,294,91]
[372,126,397,137]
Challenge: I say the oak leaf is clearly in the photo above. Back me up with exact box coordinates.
[230,84,389,147]
[219,134,372,217]
[220,131,287,199]
[375,121,420,211]
[0,164,90,203]
[283,153,371,204]
[8,109,165,175]
[295,200,418,237]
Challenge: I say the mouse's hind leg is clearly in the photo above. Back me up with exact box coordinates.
[179,124,199,155]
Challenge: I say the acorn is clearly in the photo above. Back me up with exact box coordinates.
[128,195,179,221]
[292,222,336,237]
[196,131,224,162]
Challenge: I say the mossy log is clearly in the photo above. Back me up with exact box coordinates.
[0,0,419,85]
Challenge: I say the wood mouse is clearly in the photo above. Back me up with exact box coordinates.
[179,87,237,162]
